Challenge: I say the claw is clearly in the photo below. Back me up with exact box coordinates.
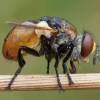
[5,86,11,90]
[69,79,74,85]
[59,88,65,92]
[69,68,76,74]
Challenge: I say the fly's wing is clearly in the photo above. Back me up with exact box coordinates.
[6,21,58,33]
[6,20,58,45]
[6,21,58,43]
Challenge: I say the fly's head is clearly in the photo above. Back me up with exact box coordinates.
[71,31,99,64]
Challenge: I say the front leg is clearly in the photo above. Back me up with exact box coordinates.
[69,59,76,74]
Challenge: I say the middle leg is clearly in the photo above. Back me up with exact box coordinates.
[62,41,75,85]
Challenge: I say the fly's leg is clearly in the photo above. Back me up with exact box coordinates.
[62,41,74,85]
[6,46,45,89]
[54,54,65,91]
[69,60,76,74]
[47,59,50,74]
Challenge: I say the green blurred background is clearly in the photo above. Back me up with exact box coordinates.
[0,0,100,100]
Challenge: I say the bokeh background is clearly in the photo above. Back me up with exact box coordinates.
[0,0,100,100]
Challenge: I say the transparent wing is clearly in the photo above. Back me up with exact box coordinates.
[6,21,58,33]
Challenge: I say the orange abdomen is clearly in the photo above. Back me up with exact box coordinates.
[2,26,40,61]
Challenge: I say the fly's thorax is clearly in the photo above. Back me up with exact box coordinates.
[61,20,77,40]
[56,32,72,45]
[54,20,77,45]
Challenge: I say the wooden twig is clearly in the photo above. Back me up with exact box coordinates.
[0,74,100,91]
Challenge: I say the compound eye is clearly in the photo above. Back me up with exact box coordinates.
[81,33,93,57]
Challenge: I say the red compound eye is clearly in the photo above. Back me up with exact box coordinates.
[81,33,93,57]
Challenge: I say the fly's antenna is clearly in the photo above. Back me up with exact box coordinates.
[93,44,100,65]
